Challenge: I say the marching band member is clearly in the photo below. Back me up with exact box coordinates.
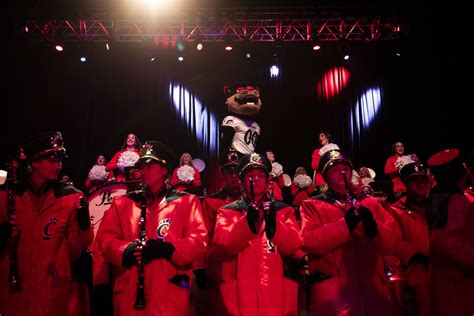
[213,153,303,315]
[95,141,207,315]
[301,149,401,316]
[193,150,243,316]
[0,131,93,316]
[427,149,474,316]
[390,162,431,316]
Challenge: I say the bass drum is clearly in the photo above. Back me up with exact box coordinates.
[87,182,127,244]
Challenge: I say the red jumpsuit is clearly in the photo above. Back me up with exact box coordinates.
[0,183,93,316]
[384,155,406,197]
[300,193,401,316]
[213,199,303,316]
[429,192,474,316]
[169,165,202,192]
[390,197,431,316]
[196,188,243,316]
[96,190,207,316]
[105,149,141,182]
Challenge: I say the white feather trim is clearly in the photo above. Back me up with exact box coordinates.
[319,143,340,156]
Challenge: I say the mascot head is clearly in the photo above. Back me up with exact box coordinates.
[224,82,262,116]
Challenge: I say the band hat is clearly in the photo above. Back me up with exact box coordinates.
[318,149,353,177]
[399,162,428,183]
[237,153,271,178]
[220,150,240,171]
[20,131,67,160]
[137,141,175,168]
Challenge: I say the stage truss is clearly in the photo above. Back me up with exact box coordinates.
[18,7,408,45]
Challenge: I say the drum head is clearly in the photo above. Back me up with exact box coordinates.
[282,173,292,187]
[87,183,127,244]
[192,158,206,172]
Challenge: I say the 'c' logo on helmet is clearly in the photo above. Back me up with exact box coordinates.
[156,218,171,239]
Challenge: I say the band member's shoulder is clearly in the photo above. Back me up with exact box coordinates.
[166,189,190,203]
[53,182,83,198]
[221,198,247,211]
[309,191,336,204]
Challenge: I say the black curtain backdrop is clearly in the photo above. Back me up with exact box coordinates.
[3,2,472,193]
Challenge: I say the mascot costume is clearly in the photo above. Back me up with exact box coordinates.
[220,83,262,159]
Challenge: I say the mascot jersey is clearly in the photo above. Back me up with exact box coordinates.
[222,115,260,155]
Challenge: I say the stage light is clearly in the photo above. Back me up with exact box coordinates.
[24,26,29,33]
[312,44,321,51]
[55,44,64,52]
[344,54,350,60]
[396,52,401,57]
[150,57,156,62]
[196,43,203,51]
[225,45,233,51]
[80,57,87,62]
[270,65,279,78]
[177,39,185,52]
[178,56,184,61]
[245,52,251,59]
[105,43,110,50]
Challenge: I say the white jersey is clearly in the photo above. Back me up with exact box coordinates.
[222,115,260,154]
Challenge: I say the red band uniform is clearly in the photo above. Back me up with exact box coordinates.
[0,131,93,316]
[213,153,303,315]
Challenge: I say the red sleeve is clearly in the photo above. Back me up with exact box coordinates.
[213,208,257,259]
[361,197,403,256]
[431,194,474,268]
[85,176,92,191]
[384,155,398,176]
[65,194,94,261]
[191,167,202,187]
[169,168,180,188]
[105,151,122,172]
[390,207,420,265]
[96,198,133,268]
[290,184,299,196]
[274,175,285,188]
[300,200,352,255]
[271,206,303,256]
[169,195,208,267]
[311,149,321,171]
